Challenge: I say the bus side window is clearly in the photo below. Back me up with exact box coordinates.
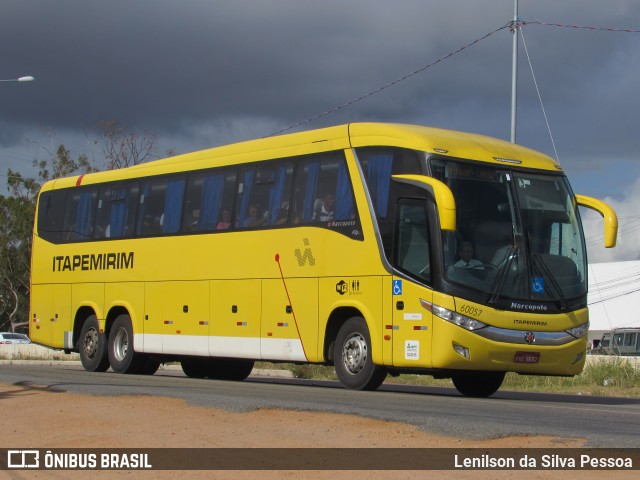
[185,170,237,232]
[293,153,356,224]
[613,333,624,347]
[394,200,431,282]
[63,189,97,242]
[625,332,636,347]
[137,177,185,236]
[96,183,139,239]
[236,163,292,228]
[95,188,112,238]
[37,190,67,244]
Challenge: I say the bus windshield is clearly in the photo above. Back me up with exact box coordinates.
[431,158,587,306]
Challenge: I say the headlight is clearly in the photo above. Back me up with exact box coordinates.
[431,304,487,331]
[565,322,589,339]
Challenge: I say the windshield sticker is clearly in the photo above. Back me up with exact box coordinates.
[531,276,545,293]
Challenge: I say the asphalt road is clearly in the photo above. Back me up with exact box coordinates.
[1,363,639,447]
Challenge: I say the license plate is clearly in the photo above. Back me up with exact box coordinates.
[514,351,540,363]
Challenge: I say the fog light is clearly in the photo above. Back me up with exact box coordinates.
[572,351,584,365]
[453,343,470,359]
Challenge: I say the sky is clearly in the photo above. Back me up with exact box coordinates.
[1,0,639,263]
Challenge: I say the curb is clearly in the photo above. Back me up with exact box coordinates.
[0,360,295,378]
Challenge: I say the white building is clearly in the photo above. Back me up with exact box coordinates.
[587,260,640,343]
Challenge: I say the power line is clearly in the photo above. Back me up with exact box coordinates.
[269,18,640,137]
[519,25,559,161]
[522,20,640,34]
[268,22,512,137]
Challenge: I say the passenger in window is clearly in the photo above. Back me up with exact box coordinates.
[142,214,161,234]
[244,204,267,228]
[274,205,289,225]
[216,209,231,230]
[314,194,335,222]
[454,242,484,270]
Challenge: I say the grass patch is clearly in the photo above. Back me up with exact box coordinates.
[255,357,640,397]
[254,362,337,380]
[0,351,79,361]
[501,357,640,397]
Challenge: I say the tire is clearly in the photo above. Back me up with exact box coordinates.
[205,358,254,381]
[137,357,161,375]
[334,317,387,391]
[108,314,149,374]
[451,371,505,397]
[182,358,254,381]
[77,315,110,372]
[181,358,207,378]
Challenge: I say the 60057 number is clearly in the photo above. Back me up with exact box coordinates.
[459,305,482,317]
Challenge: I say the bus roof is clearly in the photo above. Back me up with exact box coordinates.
[349,123,561,171]
[43,123,562,190]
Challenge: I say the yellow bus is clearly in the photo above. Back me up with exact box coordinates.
[29,123,617,397]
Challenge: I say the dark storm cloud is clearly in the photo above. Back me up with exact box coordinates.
[1,0,639,160]
[0,2,528,133]
[3,0,640,260]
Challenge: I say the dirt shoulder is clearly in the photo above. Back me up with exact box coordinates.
[1,382,637,480]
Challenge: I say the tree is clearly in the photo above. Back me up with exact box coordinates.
[1,121,168,333]
[0,195,33,333]
[99,120,159,169]
[1,145,96,333]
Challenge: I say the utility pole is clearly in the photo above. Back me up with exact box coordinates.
[510,0,519,143]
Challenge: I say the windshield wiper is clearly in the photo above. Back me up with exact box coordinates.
[487,246,518,305]
[530,252,568,311]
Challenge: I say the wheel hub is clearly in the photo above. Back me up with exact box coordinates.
[82,329,98,359]
[113,329,129,362]
[342,333,367,375]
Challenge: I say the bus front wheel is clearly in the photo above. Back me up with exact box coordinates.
[334,317,387,391]
[78,315,110,372]
[451,371,505,397]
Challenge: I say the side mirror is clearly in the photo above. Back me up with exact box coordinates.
[575,194,618,248]
[392,175,456,231]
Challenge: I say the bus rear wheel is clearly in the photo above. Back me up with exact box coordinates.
[181,358,207,378]
[78,315,110,372]
[205,358,254,381]
[181,358,254,381]
[451,371,505,397]
[334,316,387,391]
[108,314,157,374]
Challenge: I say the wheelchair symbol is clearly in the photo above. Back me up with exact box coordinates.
[393,280,403,295]
[531,276,545,293]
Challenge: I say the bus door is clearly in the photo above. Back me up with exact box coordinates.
[390,199,434,367]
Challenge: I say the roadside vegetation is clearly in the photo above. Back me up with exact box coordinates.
[256,357,640,398]
[3,350,637,397]
[0,122,164,335]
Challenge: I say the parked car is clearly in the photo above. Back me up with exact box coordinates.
[0,332,31,344]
